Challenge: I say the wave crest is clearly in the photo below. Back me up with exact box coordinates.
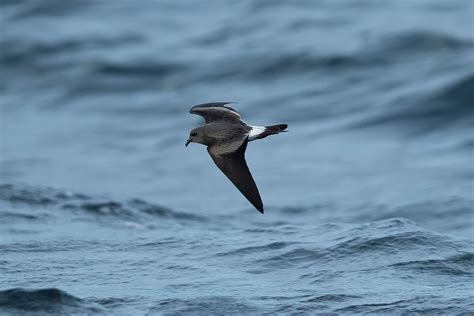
[0,288,104,314]
[0,183,206,223]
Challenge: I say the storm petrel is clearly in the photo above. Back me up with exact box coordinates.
[186,102,288,213]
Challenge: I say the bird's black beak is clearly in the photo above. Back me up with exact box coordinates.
[185,138,192,147]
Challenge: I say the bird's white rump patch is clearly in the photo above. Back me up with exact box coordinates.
[248,126,266,141]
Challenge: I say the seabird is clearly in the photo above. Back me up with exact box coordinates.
[186,102,288,213]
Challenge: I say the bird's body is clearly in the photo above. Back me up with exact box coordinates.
[186,102,288,213]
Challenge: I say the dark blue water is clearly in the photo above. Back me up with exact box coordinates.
[1,0,473,314]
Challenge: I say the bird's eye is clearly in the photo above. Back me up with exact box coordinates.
[191,132,197,137]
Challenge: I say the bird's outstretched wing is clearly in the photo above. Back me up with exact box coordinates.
[190,102,244,124]
[207,138,264,213]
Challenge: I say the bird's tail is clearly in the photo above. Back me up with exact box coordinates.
[249,124,288,140]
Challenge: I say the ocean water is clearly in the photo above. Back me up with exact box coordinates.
[1,0,473,315]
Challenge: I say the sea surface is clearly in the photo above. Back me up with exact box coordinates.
[1,0,473,315]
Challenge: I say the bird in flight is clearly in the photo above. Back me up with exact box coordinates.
[186,102,288,213]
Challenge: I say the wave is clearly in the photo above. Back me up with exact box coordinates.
[214,54,359,80]
[274,197,473,238]
[4,19,470,85]
[254,219,470,271]
[0,183,207,223]
[0,210,44,221]
[372,31,472,56]
[333,297,474,314]
[93,61,186,78]
[215,241,293,257]
[390,252,473,276]
[358,198,474,236]
[301,294,361,303]
[430,74,474,114]
[350,73,474,133]
[150,297,259,315]
[0,184,87,205]
[2,0,91,20]
[326,230,452,258]
[0,34,142,67]
[199,31,472,82]
[71,198,206,221]
[0,288,105,314]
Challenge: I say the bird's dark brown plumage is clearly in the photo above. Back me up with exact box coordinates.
[207,138,264,213]
[187,102,287,213]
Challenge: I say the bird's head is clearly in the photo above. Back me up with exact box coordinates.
[186,127,208,147]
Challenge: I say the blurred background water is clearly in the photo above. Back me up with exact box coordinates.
[1,0,473,315]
